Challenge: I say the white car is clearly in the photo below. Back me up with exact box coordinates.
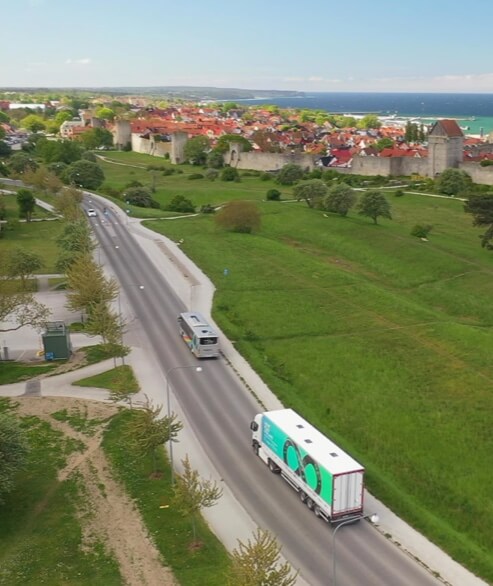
[87,209,97,217]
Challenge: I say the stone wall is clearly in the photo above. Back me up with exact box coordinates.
[226,146,317,172]
[131,134,172,158]
[352,155,428,177]
[459,162,493,186]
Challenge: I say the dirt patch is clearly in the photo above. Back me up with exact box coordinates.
[14,397,177,586]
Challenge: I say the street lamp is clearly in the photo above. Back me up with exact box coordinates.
[117,284,144,365]
[166,365,203,485]
[332,513,379,586]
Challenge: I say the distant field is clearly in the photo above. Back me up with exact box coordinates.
[146,192,493,582]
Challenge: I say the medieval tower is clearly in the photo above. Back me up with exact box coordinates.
[427,119,464,177]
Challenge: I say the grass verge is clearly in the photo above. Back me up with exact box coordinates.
[73,365,139,393]
[0,361,61,384]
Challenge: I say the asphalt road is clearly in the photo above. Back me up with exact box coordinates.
[88,200,440,586]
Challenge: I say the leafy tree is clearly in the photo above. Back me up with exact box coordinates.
[227,528,298,586]
[172,455,222,543]
[293,179,327,208]
[95,107,115,121]
[123,187,159,208]
[205,169,219,181]
[81,151,97,162]
[20,114,46,132]
[357,190,392,224]
[126,401,183,474]
[8,152,38,174]
[36,138,83,164]
[0,141,12,158]
[166,195,195,213]
[323,183,357,217]
[411,224,433,239]
[57,220,94,255]
[266,189,281,201]
[464,193,493,249]
[0,413,29,504]
[54,110,74,125]
[64,159,105,190]
[78,127,114,150]
[436,168,472,196]
[16,188,36,221]
[375,137,394,152]
[108,366,139,408]
[54,186,84,221]
[215,200,261,234]
[0,111,10,124]
[6,248,43,290]
[65,254,118,315]
[47,161,68,177]
[221,166,240,182]
[206,149,225,169]
[84,300,125,362]
[357,114,381,130]
[215,134,252,154]
[184,135,210,165]
[276,164,304,186]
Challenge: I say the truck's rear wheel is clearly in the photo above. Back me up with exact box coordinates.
[253,442,259,456]
[314,505,321,517]
[299,491,307,503]
[268,459,279,473]
[306,498,314,510]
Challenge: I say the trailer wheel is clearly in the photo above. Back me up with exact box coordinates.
[268,459,277,473]
[306,498,314,510]
[299,491,307,503]
[253,442,259,456]
[314,506,321,518]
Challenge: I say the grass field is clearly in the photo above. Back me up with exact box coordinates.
[144,192,493,582]
[74,365,139,393]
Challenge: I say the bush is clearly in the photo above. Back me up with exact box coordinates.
[411,224,433,238]
[215,200,260,233]
[188,173,204,180]
[166,195,195,213]
[200,204,216,214]
[100,185,123,198]
[162,168,175,176]
[276,163,304,185]
[81,151,97,162]
[205,169,219,181]
[480,159,493,167]
[124,180,143,189]
[123,187,159,208]
[266,189,281,201]
[221,167,240,182]
[260,172,272,181]
[394,189,405,197]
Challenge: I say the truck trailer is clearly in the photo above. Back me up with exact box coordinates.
[250,409,364,523]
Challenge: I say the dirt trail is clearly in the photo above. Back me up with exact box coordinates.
[14,397,176,586]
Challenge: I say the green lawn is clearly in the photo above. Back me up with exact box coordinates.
[0,361,60,384]
[74,365,139,393]
[145,192,493,582]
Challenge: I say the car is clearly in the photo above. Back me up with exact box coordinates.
[87,209,97,217]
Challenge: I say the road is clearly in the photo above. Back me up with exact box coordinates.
[88,199,439,586]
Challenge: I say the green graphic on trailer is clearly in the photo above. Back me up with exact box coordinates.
[262,416,333,504]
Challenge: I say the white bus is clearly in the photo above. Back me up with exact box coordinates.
[177,312,220,358]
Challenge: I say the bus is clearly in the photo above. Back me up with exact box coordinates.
[177,312,220,358]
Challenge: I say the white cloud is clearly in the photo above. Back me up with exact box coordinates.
[65,58,91,66]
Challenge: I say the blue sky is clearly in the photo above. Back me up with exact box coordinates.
[2,0,493,93]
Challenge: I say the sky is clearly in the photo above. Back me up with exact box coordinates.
[2,0,493,93]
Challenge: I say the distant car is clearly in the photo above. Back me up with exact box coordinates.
[87,209,97,217]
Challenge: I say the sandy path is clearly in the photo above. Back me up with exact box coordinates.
[14,397,176,586]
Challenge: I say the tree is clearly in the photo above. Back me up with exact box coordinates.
[227,528,298,586]
[0,141,11,158]
[357,190,392,224]
[221,166,240,182]
[108,366,139,408]
[65,254,118,315]
[0,413,29,504]
[6,248,44,290]
[36,138,83,164]
[206,149,225,169]
[323,183,357,217]
[20,113,46,132]
[166,195,195,213]
[357,114,381,130]
[215,201,261,234]
[276,164,304,186]
[53,186,84,221]
[0,111,10,124]
[172,455,222,543]
[436,168,472,196]
[124,187,159,208]
[215,134,252,154]
[95,107,115,121]
[375,137,394,152]
[293,179,327,208]
[84,300,123,348]
[266,189,281,201]
[126,401,183,474]
[184,136,210,165]
[57,220,94,255]
[8,152,38,174]
[63,159,105,190]
[16,188,36,222]
[78,127,114,150]
[464,193,493,249]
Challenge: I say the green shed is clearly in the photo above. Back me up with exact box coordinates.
[42,322,72,360]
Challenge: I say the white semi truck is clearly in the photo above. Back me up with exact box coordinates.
[250,409,365,523]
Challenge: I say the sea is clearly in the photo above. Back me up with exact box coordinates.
[238,92,493,136]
